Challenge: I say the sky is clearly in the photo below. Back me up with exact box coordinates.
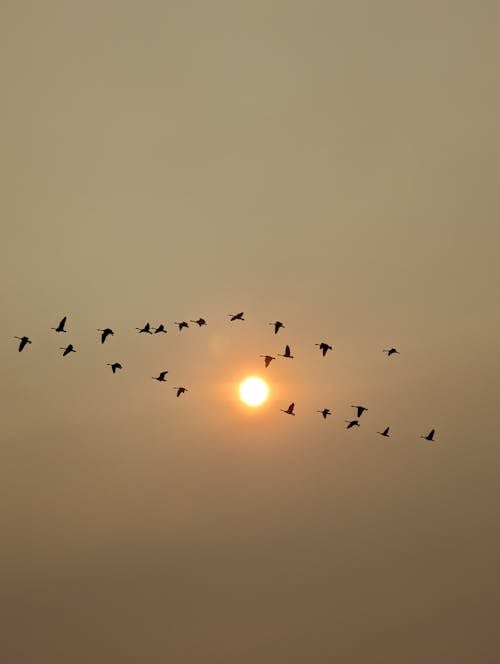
[1,1,499,662]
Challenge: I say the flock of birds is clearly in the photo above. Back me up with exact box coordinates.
[13,314,436,442]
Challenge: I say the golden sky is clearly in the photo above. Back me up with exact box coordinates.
[2,1,499,662]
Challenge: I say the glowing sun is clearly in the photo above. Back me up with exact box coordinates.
[239,376,269,407]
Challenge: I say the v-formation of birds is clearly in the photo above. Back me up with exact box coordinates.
[14,315,434,441]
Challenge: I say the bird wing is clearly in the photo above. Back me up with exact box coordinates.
[288,402,295,413]
[285,345,291,355]
[160,371,167,380]
[428,429,435,438]
[59,316,67,329]
[19,339,27,351]
[384,427,390,435]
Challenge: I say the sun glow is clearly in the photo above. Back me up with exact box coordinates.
[239,376,269,407]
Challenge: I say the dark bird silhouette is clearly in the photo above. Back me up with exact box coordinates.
[229,312,244,321]
[107,362,122,374]
[173,386,187,397]
[280,402,295,416]
[278,344,294,359]
[316,342,333,356]
[51,316,67,333]
[153,324,167,334]
[269,321,284,334]
[351,405,368,418]
[174,321,189,331]
[153,371,168,382]
[60,344,76,357]
[136,322,153,334]
[14,336,31,352]
[190,318,207,327]
[383,347,400,356]
[378,426,390,437]
[317,408,332,419]
[97,328,114,344]
[260,355,276,368]
[345,419,360,429]
[421,429,436,442]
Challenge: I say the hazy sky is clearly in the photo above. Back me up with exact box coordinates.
[2,1,499,662]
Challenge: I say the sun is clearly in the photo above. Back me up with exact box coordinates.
[239,376,269,407]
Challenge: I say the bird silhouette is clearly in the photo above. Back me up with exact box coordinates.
[278,345,294,359]
[190,318,207,327]
[316,342,333,357]
[317,408,332,419]
[173,386,187,397]
[421,429,436,442]
[378,426,390,437]
[345,420,360,429]
[14,336,31,352]
[60,344,76,357]
[280,402,295,416]
[269,321,284,334]
[229,312,244,321]
[351,405,368,418]
[174,321,189,331]
[153,324,167,334]
[153,371,168,382]
[383,348,400,356]
[51,316,67,333]
[97,328,114,344]
[136,323,152,334]
[107,362,122,374]
[260,355,276,368]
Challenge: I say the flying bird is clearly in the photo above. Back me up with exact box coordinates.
[278,345,294,359]
[14,336,31,352]
[136,323,153,334]
[153,371,168,382]
[106,363,122,374]
[421,429,436,442]
[60,344,76,357]
[260,355,276,368]
[316,342,333,357]
[383,348,400,356]
[190,318,207,327]
[317,408,332,419]
[153,324,167,334]
[345,420,360,429]
[378,427,390,437]
[351,405,368,418]
[51,316,67,333]
[269,321,285,334]
[280,402,295,416]
[97,328,114,344]
[174,321,189,331]
[229,312,244,321]
[173,386,187,397]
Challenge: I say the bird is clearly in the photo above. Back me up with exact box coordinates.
[378,426,390,437]
[153,371,168,382]
[60,344,76,357]
[351,405,368,418]
[229,312,244,321]
[153,324,167,334]
[280,402,295,416]
[278,344,294,359]
[269,321,285,334]
[14,336,31,352]
[345,420,360,429]
[173,386,187,397]
[136,323,152,334]
[97,328,114,344]
[106,362,122,374]
[190,318,207,327]
[260,355,276,368]
[51,316,67,333]
[316,342,333,357]
[383,348,400,356]
[421,429,436,442]
[174,321,189,331]
[317,408,332,419]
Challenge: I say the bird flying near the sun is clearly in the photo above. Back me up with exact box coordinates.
[260,354,275,368]
[229,312,244,321]
[421,429,436,442]
[51,316,67,333]
[153,324,167,334]
[269,321,284,334]
[278,344,294,359]
[378,426,390,437]
[190,318,207,327]
[317,408,332,419]
[351,405,368,418]
[98,328,114,344]
[14,336,31,352]
[153,371,168,382]
[281,402,295,416]
[175,321,189,331]
[316,342,333,357]
[136,322,153,334]
[107,362,122,374]
[60,344,76,357]
[173,386,188,397]
[383,347,400,356]
[345,419,360,429]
